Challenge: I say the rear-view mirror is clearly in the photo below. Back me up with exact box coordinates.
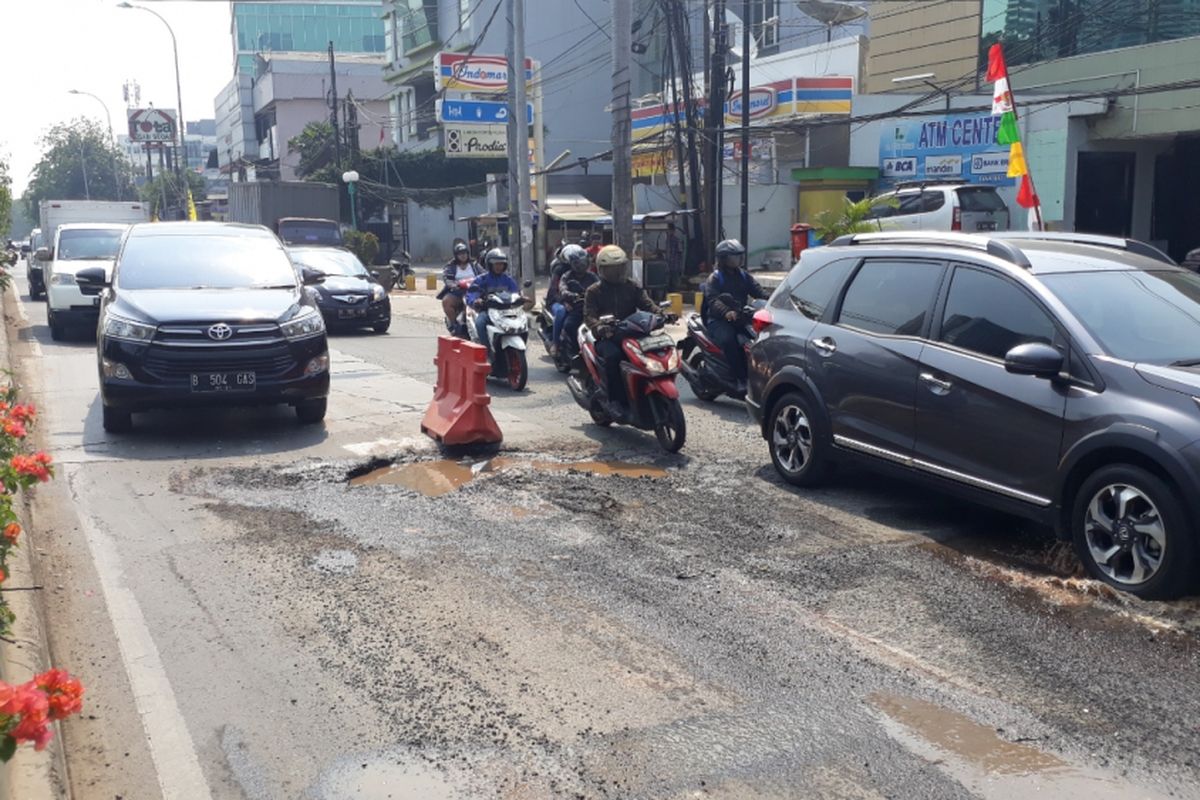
[1004,342,1063,379]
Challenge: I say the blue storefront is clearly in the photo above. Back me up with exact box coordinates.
[878,112,1016,189]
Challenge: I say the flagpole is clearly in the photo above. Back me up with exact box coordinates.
[988,44,1044,231]
[1002,64,1044,231]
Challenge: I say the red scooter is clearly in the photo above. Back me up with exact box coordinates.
[567,309,686,453]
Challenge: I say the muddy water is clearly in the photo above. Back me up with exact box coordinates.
[350,457,666,497]
[871,692,1175,800]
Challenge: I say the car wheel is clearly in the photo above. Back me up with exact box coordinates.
[102,405,132,433]
[372,318,391,334]
[48,308,65,341]
[1072,464,1196,599]
[767,391,831,488]
[295,398,327,425]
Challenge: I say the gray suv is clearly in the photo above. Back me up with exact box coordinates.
[747,231,1200,598]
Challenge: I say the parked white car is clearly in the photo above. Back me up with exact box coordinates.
[40,223,129,341]
[866,182,1011,233]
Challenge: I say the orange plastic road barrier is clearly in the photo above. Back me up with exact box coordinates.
[421,336,503,446]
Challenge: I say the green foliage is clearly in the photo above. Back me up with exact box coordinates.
[813,195,899,243]
[23,118,135,218]
[288,121,503,209]
[138,170,207,218]
[343,230,379,266]
[0,158,11,240]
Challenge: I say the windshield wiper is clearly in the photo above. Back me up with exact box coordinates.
[1170,358,1200,367]
[258,284,298,290]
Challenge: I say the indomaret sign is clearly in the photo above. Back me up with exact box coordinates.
[127,108,177,143]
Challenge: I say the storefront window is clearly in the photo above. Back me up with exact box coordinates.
[981,0,1200,67]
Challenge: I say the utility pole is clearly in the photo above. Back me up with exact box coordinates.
[611,0,634,253]
[532,64,548,275]
[705,0,729,260]
[739,0,751,248]
[505,0,533,288]
[328,42,343,177]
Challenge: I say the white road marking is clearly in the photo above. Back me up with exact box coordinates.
[68,467,213,800]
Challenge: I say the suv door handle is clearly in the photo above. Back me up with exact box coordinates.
[920,372,953,393]
[812,337,837,355]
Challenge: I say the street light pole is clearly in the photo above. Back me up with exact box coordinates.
[118,2,186,217]
[342,170,360,231]
[69,89,122,200]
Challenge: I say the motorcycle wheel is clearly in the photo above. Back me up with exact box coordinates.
[686,351,721,402]
[652,395,687,453]
[588,398,613,427]
[506,349,528,391]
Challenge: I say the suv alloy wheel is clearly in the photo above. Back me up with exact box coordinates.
[768,392,831,487]
[1072,464,1196,599]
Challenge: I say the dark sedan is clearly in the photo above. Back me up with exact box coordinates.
[287,246,391,334]
[81,222,330,433]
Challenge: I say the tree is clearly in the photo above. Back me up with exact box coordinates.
[0,158,11,240]
[23,118,134,219]
[138,170,206,219]
[343,230,379,267]
[812,195,899,244]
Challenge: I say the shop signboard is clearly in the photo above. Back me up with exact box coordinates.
[878,112,1013,187]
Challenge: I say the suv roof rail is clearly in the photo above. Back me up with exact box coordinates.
[828,231,1032,269]
[989,231,1176,265]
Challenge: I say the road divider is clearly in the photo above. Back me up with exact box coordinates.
[421,336,503,446]
[425,275,438,290]
[666,293,683,318]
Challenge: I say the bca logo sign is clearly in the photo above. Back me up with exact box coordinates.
[882,157,917,178]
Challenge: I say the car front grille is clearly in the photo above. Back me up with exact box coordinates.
[155,323,283,346]
[141,342,296,381]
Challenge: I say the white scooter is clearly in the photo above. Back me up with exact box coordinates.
[466,281,532,391]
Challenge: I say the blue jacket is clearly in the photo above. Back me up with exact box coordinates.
[467,271,520,305]
[702,268,767,322]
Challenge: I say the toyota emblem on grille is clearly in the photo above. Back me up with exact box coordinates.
[207,323,233,341]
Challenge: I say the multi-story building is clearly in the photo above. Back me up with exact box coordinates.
[865,1,983,93]
[230,0,387,76]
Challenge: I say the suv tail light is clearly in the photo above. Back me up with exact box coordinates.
[752,308,773,335]
[952,207,962,231]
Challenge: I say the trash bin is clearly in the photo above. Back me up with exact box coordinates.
[791,223,814,261]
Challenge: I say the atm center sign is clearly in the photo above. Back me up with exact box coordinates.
[878,112,1013,186]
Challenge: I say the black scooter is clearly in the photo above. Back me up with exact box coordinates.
[679,297,768,401]
[535,280,587,374]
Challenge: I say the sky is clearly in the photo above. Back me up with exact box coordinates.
[1,0,233,196]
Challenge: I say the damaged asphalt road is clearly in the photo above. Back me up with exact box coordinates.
[16,287,1200,799]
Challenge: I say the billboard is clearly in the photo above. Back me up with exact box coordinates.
[444,126,509,159]
[878,112,1014,187]
[435,53,534,91]
[127,108,177,143]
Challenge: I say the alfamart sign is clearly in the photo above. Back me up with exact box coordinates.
[435,53,534,91]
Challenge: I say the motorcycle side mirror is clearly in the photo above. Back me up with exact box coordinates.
[658,300,671,309]
[522,280,533,289]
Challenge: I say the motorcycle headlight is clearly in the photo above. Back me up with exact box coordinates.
[50,272,77,286]
[666,349,681,372]
[370,284,385,302]
[280,308,326,340]
[103,315,156,342]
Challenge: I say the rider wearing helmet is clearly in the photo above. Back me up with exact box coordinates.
[701,239,768,386]
[547,244,596,355]
[467,248,521,347]
[440,241,484,335]
[583,245,657,413]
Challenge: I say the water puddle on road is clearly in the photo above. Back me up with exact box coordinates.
[870,692,1175,799]
[310,756,464,799]
[349,457,666,497]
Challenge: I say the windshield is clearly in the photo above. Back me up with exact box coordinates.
[57,229,124,261]
[117,235,298,290]
[289,249,367,278]
[957,187,1007,212]
[278,221,341,246]
[1043,270,1200,364]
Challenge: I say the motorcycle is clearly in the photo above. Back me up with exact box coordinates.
[466,282,533,391]
[567,308,687,453]
[535,281,587,374]
[679,297,769,401]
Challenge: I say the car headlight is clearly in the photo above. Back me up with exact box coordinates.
[103,315,156,342]
[280,309,326,340]
[50,272,76,286]
[370,284,385,302]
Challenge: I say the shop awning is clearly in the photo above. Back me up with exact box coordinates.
[543,195,610,223]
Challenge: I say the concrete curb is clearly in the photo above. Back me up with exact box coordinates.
[0,286,70,800]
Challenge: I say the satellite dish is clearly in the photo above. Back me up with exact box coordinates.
[709,6,758,61]
[795,0,867,27]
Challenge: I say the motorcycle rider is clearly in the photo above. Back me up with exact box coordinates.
[467,248,521,349]
[583,245,658,417]
[547,244,597,356]
[701,239,768,388]
[439,242,483,336]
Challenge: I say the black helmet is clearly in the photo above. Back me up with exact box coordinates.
[453,242,469,257]
[484,247,509,273]
[715,239,746,270]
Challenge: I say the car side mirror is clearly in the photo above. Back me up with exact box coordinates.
[75,267,110,289]
[300,267,326,286]
[1004,342,1063,378]
[35,248,51,262]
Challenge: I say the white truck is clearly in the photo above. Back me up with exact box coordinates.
[36,200,149,340]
